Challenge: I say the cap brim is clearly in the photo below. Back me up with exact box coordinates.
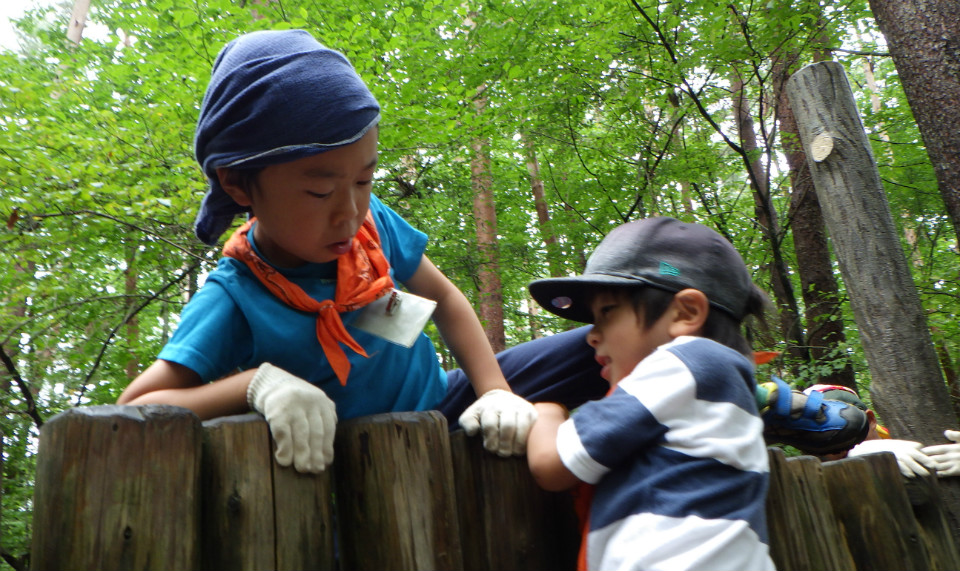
[528,274,656,323]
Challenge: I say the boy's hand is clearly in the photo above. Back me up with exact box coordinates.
[848,438,937,478]
[247,363,337,473]
[459,389,538,457]
[922,430,960,477]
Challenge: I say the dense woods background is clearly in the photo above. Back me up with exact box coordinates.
[1,0,958,568]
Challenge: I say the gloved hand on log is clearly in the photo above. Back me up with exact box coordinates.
[459,389,538,457]
[247,362,337,473]
[921,430,960,478]
[847,438,938,478]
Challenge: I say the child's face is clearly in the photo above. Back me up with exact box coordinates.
[230,129,378,267]
[586,290,673,386]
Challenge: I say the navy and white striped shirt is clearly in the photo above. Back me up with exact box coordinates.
[557,336,775,571]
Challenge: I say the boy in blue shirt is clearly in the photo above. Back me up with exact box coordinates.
[526,217,776,571]
[117,29,540,472]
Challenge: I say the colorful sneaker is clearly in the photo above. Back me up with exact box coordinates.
[760,376,869,455]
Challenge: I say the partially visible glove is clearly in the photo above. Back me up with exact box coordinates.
[921,430,960,478]
[459,389,538,457]
[848,439,937,478]
[247,363,337,474]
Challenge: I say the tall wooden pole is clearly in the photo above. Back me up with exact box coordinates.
[785,60,960,540]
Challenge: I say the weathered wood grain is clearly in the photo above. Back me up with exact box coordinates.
[449,430,579,571]
[201,412,276,571]
[765,448,856,571]
[823,452,930,570]
[786,58,960,546]
[31,404,201,571]
[904,471,960,571]
[200,412,336,571]
[333,410,463,571]
[785,61,953,455]
[271,435,336,571]
[34,407,960,571]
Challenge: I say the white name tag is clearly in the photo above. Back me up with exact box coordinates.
[351,289,437,348]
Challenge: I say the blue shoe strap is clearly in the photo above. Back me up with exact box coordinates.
[771,377,794,417]
[802,389,824,419]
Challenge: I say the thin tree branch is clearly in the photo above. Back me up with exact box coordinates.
[30,209,210,261]
[0,294,181,347]
[834,47,890,57]
[0,343,44,428]
[1,550,28,571]
[76,259,203,402]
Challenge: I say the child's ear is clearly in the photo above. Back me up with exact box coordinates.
[216,167,253,207]
[668,289,709,337]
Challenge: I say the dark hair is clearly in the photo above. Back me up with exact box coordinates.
[220,167,264,197]
[620,284,771,359]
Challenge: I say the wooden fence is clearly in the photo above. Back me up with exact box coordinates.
[30,405,960,571]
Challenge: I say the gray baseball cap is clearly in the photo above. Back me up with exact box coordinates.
[529,217,753,323]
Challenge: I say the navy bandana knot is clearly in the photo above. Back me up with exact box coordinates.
[193,29,380,245]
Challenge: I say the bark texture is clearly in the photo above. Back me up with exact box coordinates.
[868,0,960,244]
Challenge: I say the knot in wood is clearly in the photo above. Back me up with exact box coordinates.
[810,132,834,162]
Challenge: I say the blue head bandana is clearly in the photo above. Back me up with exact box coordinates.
[193,30,381,245]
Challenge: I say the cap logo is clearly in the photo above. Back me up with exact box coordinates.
[659,261,681,277]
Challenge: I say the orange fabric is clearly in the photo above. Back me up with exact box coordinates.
[753,351,781,365]
[571,482,594,571]
[223,213,394,385]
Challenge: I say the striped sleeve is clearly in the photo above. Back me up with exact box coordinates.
[556,337,767,483]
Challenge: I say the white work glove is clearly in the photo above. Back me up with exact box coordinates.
[247,363,337,474]
[921,430,960,478]
[848,439,937,478]
[459,389,538,457]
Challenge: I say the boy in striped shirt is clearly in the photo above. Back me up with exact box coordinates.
[526,217,776,571]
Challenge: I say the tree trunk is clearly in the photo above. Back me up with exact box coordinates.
[786,60,954,442]
[66,0,91,44]
[124,242,140,380]
[938,339,960,420]
[730,73,806,363]
[867,0,960,245]
[786,60,960,541]
[524,136,562,279]
[773,57,856,390]
[471,92,505,353]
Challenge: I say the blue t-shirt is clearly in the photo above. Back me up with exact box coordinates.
[557,336,774,571]
[159,195,448,420]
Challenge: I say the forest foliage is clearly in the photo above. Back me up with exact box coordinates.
[1,0,957,566]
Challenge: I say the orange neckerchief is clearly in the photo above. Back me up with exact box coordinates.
[222,213,394,386]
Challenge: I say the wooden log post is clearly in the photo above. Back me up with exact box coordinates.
[784,61,960,541]
[822,452,932,570]
[201,413,335,571]
[784,61,954,449]
[903,472,960,571]
[333,411,463,571]
[31,405,202,571]
[449,431,579,571]
[765,448,856,571]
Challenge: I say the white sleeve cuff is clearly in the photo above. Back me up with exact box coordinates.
[557,418,609,484]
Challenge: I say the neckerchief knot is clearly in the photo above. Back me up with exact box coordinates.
[223,212,394,385]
